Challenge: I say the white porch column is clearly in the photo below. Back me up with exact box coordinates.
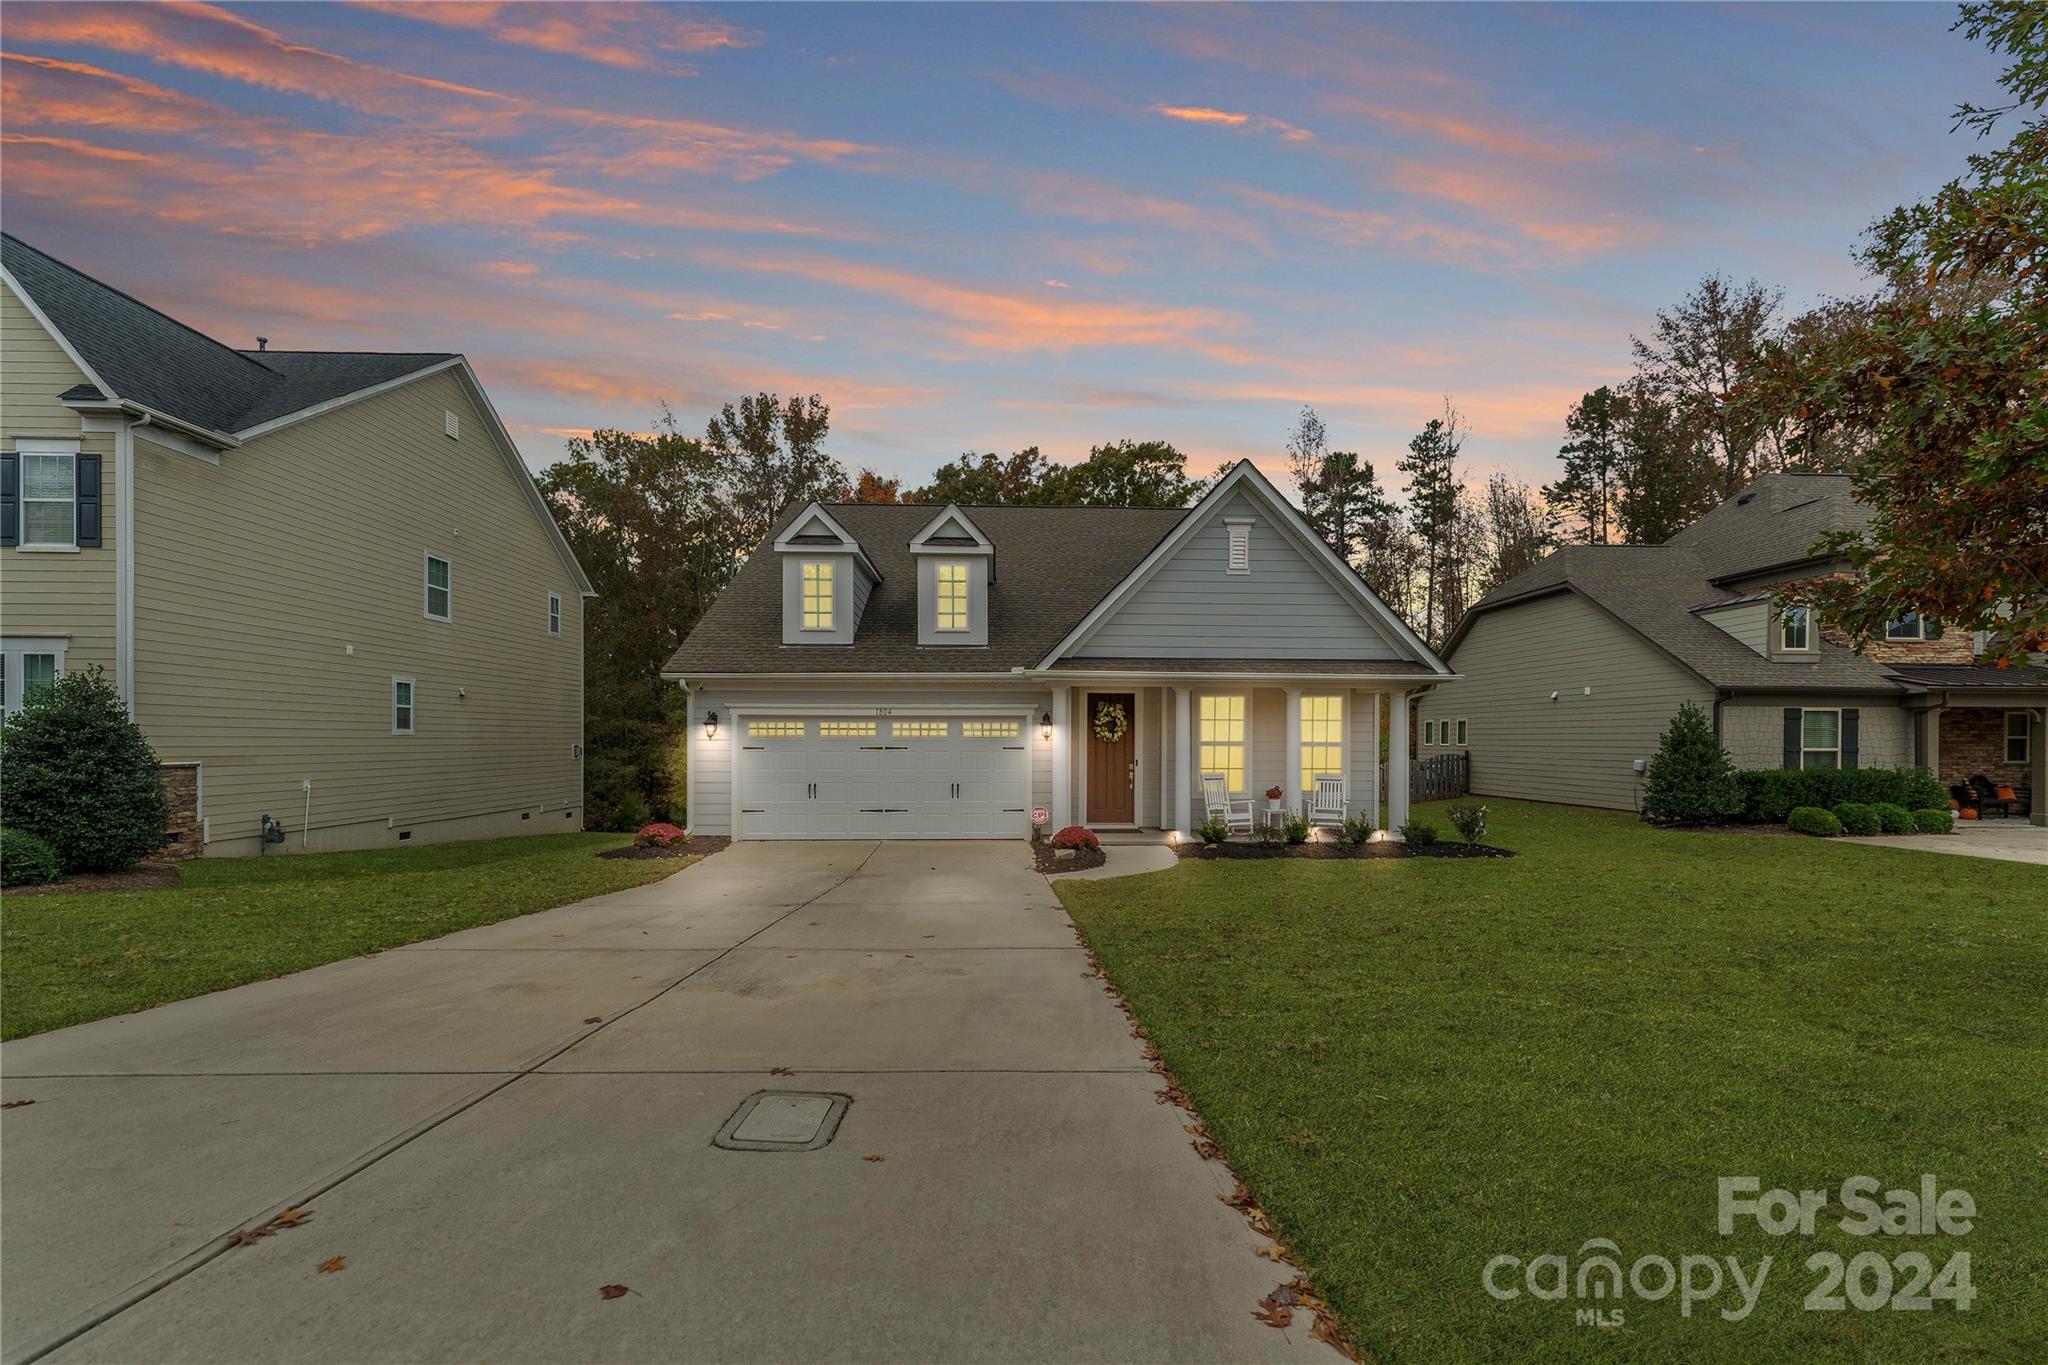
[1284,687,1303,812]
[1386,688,1411,834]
[1050,686,1072,831]
[1173,685,1193,837]
[1157,687,1172,831]
[1368,690,1382,829]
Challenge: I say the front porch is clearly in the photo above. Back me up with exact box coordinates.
[1043,670,1435,841]
[1900,667,2048,827]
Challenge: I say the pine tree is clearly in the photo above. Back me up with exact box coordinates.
[1641,700,1744,824]
[1543,386,1625,544]
[1397,401,1465,646]
[1287,406,1395,565]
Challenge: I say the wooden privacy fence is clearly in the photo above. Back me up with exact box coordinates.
[1380,752,1470,805]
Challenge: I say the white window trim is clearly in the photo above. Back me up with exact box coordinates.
[1883,613,1930,641]
[1456,717,1468,746]
[548,593,562,637]
[1197,691,1251,796]
[1800,707,1841,770]
[18,446,79,551]
[800,559,835,632]
[1423,719,1436,746]
[1224,517,1252,575]
[1298,694,1346,793]
[392,676,416,735]
[1,637,67,715]
[1779,605,1813,653]
[2006,710,2031,764]
[423,551,453,623]
[934,560,970,632]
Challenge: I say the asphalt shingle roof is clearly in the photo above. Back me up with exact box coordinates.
[667,502,1187,675]
[3,233,453,436]
[1664,471,1872,580]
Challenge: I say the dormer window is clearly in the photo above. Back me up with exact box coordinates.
[801,560,835,630]
[1884,611,1939,641]
[935,562,969,631]
[1780,605,1809,652]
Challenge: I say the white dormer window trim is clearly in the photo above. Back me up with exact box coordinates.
[1224,517,1252,575]
[935,561,970,632]
[800,560,835,631]
[1779,604,1812,652]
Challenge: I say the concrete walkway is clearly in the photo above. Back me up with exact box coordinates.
[1841,820,2047,865]
[2,842,1335,1364]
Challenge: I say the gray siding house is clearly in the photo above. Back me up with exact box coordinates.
[665,462,1451,841]
[1421,473,2047,824]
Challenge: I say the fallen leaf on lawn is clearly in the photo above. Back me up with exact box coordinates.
[1,1099,35,1109]
[270,1208,313,1228]
[228,1226,274,1247]
[583,1016,602,1025]
[863,1154,885,1163]
[317,1255,346,1273]
[599,1284,637,1300]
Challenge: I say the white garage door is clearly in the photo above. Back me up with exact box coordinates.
[735,715,1031,839]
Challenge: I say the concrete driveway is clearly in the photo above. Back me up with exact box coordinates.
[2,842,1336,1364]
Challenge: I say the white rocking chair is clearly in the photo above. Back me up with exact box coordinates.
[1305,774,1347,828]
[1202,772,1254,834]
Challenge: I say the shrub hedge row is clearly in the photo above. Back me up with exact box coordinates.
[1737,766,1947,823]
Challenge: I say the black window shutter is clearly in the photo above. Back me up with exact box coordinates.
[1842,708,1859,769]
[76,454,102,548]
[1782,708,1802,769]
[1,452,17,547]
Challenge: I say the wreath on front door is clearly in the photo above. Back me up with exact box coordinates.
[1092,701,1129,744]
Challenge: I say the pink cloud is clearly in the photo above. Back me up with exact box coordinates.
[1152,103,1314,142]
[355,2,754,72]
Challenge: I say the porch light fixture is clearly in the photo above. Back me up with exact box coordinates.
[704,710,719,739]
[1040,711,1053,741]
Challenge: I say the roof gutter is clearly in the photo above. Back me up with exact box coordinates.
[62,395,240,450]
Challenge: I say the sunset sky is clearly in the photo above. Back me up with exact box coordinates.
[0,2,2003,491]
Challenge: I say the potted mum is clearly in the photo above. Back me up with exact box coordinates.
[1264,784,1285,816]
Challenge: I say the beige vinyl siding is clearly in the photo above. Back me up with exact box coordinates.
[131,368,582,854]
[1698,600,1768,655]
[1425,591,1712,811]
[1721,698,1914,771]
[1,279,117,675]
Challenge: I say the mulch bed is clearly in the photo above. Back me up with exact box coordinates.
[598,835,731,861]
[1175,839,1514,861]
[1033,841,1109,873]
[7,863,185,896]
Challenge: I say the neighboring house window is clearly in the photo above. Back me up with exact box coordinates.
[935,562,969,631]
[20,452,77,548]
[801,560,834,630]
[1780,606,1810,651]
[1457,718,1468,746]
[1226,522,1250,574]
[0,641,63,717]
[424,554,452,621]
[1300,696,1343,792]
[1423,719,1436,746]
[1199,694,1247,792]
[548,594,562,637]
[392,677,415,734]
[1883,611,1939,641]
[1801,709,1840,769]
[2007,711,2031,764]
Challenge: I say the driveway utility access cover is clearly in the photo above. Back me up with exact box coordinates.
[713,1091,850,1151]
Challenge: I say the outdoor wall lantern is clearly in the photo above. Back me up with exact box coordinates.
[1040,711,1053,741]
[704,710,719,739]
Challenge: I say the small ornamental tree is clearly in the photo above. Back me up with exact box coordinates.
[0,667,169,873]
[1642,701,1743,825]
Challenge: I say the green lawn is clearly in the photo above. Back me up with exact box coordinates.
[2,833,691,1040]
[1056,801,2047,1363]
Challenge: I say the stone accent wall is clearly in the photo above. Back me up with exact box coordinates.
[1938,707,2030,790]
[1817,617,1975,665]
[150,762,203,863]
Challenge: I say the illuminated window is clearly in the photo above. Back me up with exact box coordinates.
[748,720,806,738]
[1299,696,1343,793]
[935,562,969,631]
[962,720,1019,738]
[894,720,949,738]
[819,720,877,737]
[801,561,834,630]
[1199,694,1246,793]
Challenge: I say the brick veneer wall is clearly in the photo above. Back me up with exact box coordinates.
[149,763,203,863]
[1938,708,2031,790]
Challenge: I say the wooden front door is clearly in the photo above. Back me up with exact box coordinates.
[1086,693,1137,825]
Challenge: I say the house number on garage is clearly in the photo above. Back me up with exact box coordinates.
[872,707,893,715]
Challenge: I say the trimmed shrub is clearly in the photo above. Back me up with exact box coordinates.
[1736,766,1946,823]
[633,822,688,848]
[1051,825,1101,852]
[1253,819,1288,848]
[1281,813,1310,845]
[1340,812,1376,846]
[1787,806,1843,837]
[1446,802,1489,846]
[1196,815,1231,846]
[1873,803,1914,835]
[1912,807,1955,835]
[1399,819,1440,847]
[1,828,62,887]
[1642,701,1744,824]
[0,667,169,873]
[1832,803,1881,837]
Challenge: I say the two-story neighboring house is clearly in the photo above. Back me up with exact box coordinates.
[1420,473,2046,825]
[1,233,592,856]
[664,461,1453,842]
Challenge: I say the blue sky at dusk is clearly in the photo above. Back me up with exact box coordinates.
[0,2,2004,491]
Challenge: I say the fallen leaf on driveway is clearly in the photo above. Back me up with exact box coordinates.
[1255,1244,1290,1262]
[599,1284,637,1300]
[863,1154,885,1163]
[270,1208,313,1227]
[769,1066,794,1076]
[1,1099,35,1109]
[1252,1299,1293,1328]
[228,1227,274,1247]
[583,1016,602,1024]
[317,1255,346,1273]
